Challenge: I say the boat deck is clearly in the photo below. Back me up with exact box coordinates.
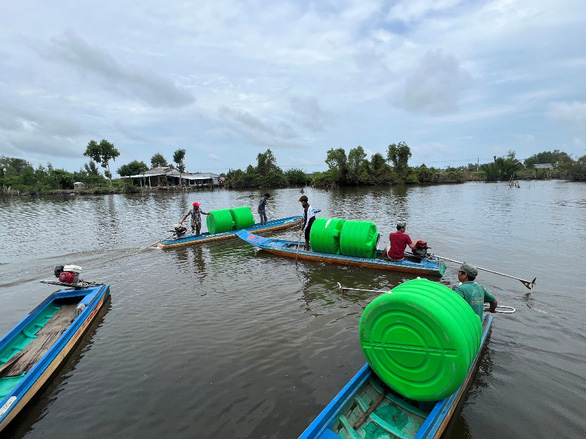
[328,371,432,438]
[0,303,78,380]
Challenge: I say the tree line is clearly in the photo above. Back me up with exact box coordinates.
[224,143,586,188]
[1,139,585,195]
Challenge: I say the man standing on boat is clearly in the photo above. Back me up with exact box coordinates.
[258,193,270,225]
[298,195,316,250]
[179,202,209,236]
[455,263,498,320]
[386,221,422,260]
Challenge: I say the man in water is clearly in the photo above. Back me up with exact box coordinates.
[454,263,498,320]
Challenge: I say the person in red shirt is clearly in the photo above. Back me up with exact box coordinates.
[386,221,423,260]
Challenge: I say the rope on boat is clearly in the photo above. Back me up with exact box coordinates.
[336,282,388,294]
[484,304,516,314]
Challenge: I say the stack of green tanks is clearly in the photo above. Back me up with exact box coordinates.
[206,206,256,234]
[309,217,380,259]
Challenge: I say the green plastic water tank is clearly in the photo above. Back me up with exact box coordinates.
[309,218,346,254]
[392,279,482,362]
[230,206,255,230]
[206,209,235,234]
[359,278,481,401]
[339,220,379,259]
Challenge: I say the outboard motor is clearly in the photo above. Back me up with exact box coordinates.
[411,241,429,259]
[173,223,187,238]
[54,265,82,285]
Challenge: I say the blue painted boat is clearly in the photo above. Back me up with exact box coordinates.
[235,230,446,277]
[158,215,303,249]
[299,313,493,438]
[0,283,110,432]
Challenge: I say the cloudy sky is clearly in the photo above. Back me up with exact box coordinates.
[1,0,585,176]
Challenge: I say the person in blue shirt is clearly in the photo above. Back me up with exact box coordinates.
[258,193,270,225]
[454,263,498,320]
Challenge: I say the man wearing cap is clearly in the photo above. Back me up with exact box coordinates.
[386,221,423,260]
[179,202,209,236]
[455,263,498,320]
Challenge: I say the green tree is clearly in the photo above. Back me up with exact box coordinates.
[480,151,522,181]
[347,146,369,185]
[84,139,120,188]
[569,154,586,181]
[284,168,310,186]
[387,141,412,174]
[173,149,186,185]
[369,153,392,184]
[117,160,149,177]
[84,161,101,175]
[524,150,572,168]
[325,148,348,186]
[47,168,75,189]
[0,156,36,191]
[151,153,168,168]
[256,149,281,174]
[0,156,32,177]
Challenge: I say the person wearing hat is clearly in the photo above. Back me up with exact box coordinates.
[179,202,209,236]
[386,221,423,260]
[298,195,316,250]
[454,263,498,320]
[258,193,271,225]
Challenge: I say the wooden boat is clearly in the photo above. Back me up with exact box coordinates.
[235,230,446,277]
[157,215,303,250]
[0,282,110,432]
[299,313,493,439]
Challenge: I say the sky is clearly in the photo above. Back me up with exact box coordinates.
[1,0,586,176]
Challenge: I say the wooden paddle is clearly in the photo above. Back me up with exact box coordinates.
[432,254,536,290]
[295,232,301,265]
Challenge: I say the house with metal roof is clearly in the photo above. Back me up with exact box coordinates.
[122,167,220,188]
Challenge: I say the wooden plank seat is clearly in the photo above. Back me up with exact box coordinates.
[0,304,78,378]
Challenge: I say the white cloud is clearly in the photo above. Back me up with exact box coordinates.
[391,49,473,115]
[1,0,585,172]
[39,31,195,108]
[547,101,586,127]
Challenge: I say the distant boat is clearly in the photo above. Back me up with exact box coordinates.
[299,313,493,438]
[157,215,303,250]
[235,229,446,277]
[0,282,110,432]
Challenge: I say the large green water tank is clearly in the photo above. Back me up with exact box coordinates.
[392,279,482,364]
[309,218,346,254]
[206,209,235,234]
[359,278,482,401]
[339,220,379,259]
[230,206,255,230]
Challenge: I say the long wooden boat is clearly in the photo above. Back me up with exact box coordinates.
[0,283,110,432]
[235,230,446,277]
[299,313,493,439]
[157,215,303,250]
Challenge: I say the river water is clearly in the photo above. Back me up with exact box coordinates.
[0,181,584,438]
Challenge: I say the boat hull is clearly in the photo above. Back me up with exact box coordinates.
[299,314,493,439]
[0,284,110,432]
[236,230,446,276]
[157,216,302,249]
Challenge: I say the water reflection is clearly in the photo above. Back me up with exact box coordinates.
[2,181,586,438]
